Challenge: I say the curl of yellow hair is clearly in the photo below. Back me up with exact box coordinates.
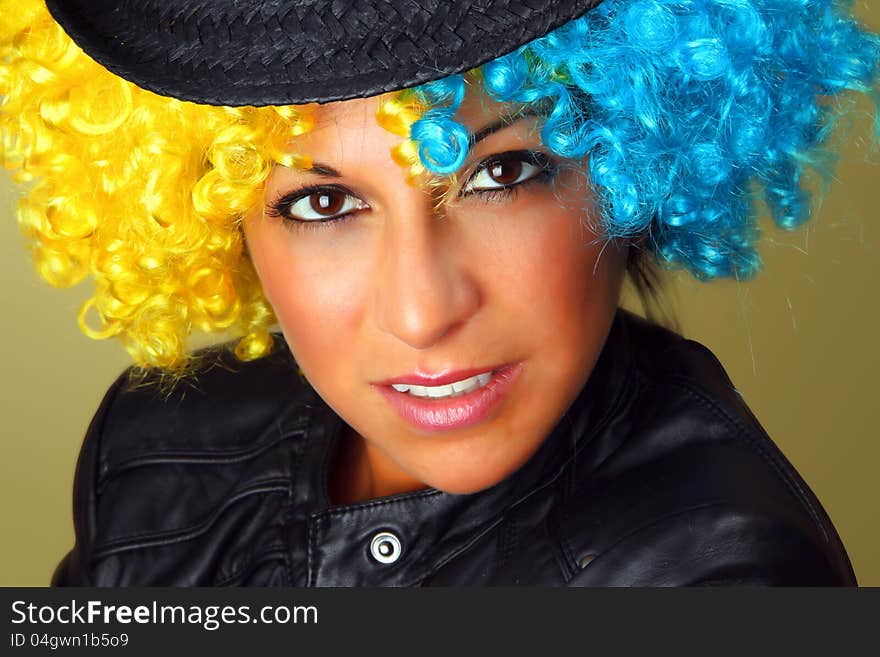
[375,88,428,184]
[0,0,427,375]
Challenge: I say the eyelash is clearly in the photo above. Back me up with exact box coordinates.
[265,149,558,232]
[264,183,362,232]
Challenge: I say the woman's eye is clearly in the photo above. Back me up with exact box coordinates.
[461,151,551,194]
[273,187,368,222]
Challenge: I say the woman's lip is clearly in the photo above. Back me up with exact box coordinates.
[377,364,507,387]
[374,362,523,433]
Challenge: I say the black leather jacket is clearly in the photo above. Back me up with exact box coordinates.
[51,309,856,586]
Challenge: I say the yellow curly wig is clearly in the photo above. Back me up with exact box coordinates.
[0,0,427,372]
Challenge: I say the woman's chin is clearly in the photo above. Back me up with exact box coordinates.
[416,458,526,496]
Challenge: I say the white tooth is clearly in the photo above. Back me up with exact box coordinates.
[450,375,479,393]
[426,384,454,398]
[400,371,496,399]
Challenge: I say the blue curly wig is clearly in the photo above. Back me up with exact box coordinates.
[410,0,880,281]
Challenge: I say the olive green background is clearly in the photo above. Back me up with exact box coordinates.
[2,7,879,586]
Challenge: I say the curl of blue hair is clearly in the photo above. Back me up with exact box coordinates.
[410,76,470,174]
[409,0,880,281]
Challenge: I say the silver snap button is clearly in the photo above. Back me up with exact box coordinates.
[578,553,597,569]
[369,531,402,564]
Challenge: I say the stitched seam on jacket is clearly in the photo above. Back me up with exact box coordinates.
[307,514,327,587]
[287,399,318,586]
[558,506,579,579]
[665,377,828,544]
[284,398,317,524]
[105,425,306,467]
[583,369,644,479]
[541,368,641,578]
[90,477,290,559]
[497,513,520,572]
[315,409,339,514]
[547,498,577,582]
[215,535,289,585]
[561,500,728,585]
[556,321,639,491]
[402,516,507,587]
[76,371,129,586]
[215,546,288,586]
[312,487,443,522]
[97,429,305,494]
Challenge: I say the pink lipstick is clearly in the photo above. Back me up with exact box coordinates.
[374,362,523,433]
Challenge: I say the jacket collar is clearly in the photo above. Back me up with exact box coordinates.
[297,308,636,586]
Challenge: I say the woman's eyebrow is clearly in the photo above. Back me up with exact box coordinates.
[470,111,541,146]
[305,163,342,177]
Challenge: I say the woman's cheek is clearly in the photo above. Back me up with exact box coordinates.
[272,254,366,344]
[484,201,601,310]
[262,237,371,369]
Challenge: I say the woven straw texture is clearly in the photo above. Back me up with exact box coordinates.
[45,0,603,106]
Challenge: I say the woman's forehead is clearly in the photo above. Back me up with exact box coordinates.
[308,86,531,136]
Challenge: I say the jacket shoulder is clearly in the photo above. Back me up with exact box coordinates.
[52,335,310,586]
[559,313,856,586]
[97,334,311,463]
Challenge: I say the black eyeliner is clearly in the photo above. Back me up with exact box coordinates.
[459,149,558,199]
[265,183,358,222]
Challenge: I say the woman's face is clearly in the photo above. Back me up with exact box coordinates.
[243,89,628,497]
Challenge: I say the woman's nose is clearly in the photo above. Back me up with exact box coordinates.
[373,200,480,350]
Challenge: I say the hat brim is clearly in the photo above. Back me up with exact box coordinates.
[45,0,603,107]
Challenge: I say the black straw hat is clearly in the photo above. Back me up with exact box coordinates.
[45,0,604,107]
